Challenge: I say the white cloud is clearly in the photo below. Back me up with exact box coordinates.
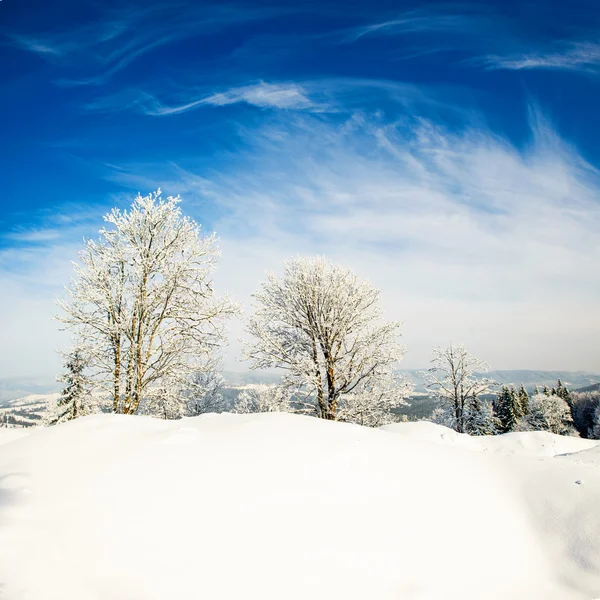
[203,82,315,110]
[139,82,320,116]
[343,12,486,42]
[3,229,62,243]
[4,107,600,378]
[480,42,600,72]
[159,110,600,372]
[84,78,442,117]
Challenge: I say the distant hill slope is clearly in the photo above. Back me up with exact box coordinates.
[398,370,600,393]
[0,394,59,427]
[0,379,60,405]
[573,382,600,394]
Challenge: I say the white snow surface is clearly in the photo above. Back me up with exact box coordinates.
[382,420,599,456]
[0,413,599,600]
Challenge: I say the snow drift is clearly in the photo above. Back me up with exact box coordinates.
[0,413,599,599]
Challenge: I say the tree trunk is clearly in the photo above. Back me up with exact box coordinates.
[113,343,121,413]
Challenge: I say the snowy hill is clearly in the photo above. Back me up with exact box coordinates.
[0,393,59,427]
[0,413,599,599]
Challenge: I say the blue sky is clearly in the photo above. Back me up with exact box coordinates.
[1,0,600,380]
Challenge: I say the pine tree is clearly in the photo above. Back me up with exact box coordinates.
[494,386,519,433]
[592,403,600,440]
[52,349,93,425]
[555,379,572,404]
[517,384,529,416]
[464,396,499,435]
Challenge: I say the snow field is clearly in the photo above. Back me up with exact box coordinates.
[0,413,599,599]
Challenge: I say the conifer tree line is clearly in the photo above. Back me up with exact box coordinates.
[492,380,578,436]
[47,190,598,437]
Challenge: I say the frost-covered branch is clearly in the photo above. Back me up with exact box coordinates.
[57,190,238,416]
[244,256,407,424]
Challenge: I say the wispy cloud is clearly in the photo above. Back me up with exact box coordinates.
[84,82,323,115]
[2,228,63,243]
[8,3,289,86]
[100,107,600,371]
[83,77,456,118]
[203,82,317,110]
[5,104,600,374]
[344,9,600,78]
[479,41,600,72]
[342,10,490,43]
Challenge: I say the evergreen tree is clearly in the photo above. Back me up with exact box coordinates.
[517,384,529,416]
[464,396,499,435]
[542,385,550,396]
[494,385,520,433]
[555,379,572,403]
[52,349,93,424]
[592,402,600,440]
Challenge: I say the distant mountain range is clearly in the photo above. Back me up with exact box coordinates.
[1,370,599,405]
[398,370,600,394]
[221,370,600,393]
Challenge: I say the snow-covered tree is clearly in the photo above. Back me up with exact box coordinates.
[244,257,406,420]
[50,348,95,425]
[187,370,227,416]
[144,385,186,420]
[494,386,521,433]
[570,390,600,438]
[464,396,499,436]
[516,393,578,436]
[337,372,411,427]
[57,190,236,415]
[517,384,530,416]
[232,385,295,414]
[555,379,572,404]
[425,344,497,434]
[592,401,600,439]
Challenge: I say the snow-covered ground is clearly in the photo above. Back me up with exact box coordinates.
[382,420,599,456]
[0,393,60,427]
[0,413,599,599]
